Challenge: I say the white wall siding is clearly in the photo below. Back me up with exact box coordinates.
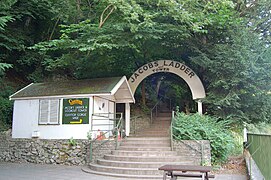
[37,124,91,139]
[12,98,94,139]
[12,100,39,138]
[92,97,116,138]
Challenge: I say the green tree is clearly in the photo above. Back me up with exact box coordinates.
[0,0,270,130]
[32,0,238,78]
[0,0,65,129]
[30,0,271,124]
[191,27,271,123]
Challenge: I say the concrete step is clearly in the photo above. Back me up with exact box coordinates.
[159,109,172,113]
[111,150,178,156]
[151,124,171,126]
[82,166,169,179]
[120,143,169,147]
[125,137,170,141]
[119,146,172,151]
[96,159,193,168]
[136,133,169,137]
[89,163,162,175]
[123,138,170,144]
[157,112,172,117]
[148,124,170,127]
[154,117,171,120]
[83,167,201,180]
[142,129,169,132]
[136,129,169,133]
[104,154,188,162]
[89,164,163,175]
[147,126,170,129]
[134,134,169,137]
[150,122,170,124]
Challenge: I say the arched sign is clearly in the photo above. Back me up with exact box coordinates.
[128,60,205,100]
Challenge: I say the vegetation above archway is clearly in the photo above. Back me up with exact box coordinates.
[0,0,271,131]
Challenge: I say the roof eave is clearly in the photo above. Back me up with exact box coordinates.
[9,83,34,100]
[10,93,111,101]
[110,76,135,103]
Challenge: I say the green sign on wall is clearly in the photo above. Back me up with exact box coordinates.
[62,98,89,124]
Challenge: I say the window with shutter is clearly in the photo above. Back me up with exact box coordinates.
[39,99,60,125]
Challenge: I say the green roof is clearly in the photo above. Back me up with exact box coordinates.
[10,77,123,99]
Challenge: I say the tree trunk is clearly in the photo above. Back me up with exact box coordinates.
[141,80,146,106]
[184,101,190,114]
[156,76,163,98]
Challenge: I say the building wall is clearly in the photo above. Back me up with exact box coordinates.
[12,97,97,139]
[92,97,116,138]
[12,100,39,138]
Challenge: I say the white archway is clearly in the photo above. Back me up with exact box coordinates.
[128,60,205,99]
[124,60,206,136]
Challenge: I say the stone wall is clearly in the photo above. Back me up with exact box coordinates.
[130,115,151,135]
[0,130,115,165]
[173,140,211,166]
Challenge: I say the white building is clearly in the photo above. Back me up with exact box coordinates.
[9,76,134,139]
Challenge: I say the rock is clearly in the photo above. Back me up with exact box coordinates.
[25,143,31,148]
[0,133,91,166]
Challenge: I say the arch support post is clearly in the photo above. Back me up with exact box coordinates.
[197,100,203,115]
[125,103,130,136]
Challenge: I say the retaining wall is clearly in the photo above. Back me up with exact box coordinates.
[130,115,151,135]
[173,140,211,166]
[0,130,115,165]
[1,130,211,166]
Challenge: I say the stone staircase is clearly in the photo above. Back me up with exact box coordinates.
[82,112,196,179]
[136,112,171,137]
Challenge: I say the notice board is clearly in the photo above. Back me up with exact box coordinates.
[62,98,89,124]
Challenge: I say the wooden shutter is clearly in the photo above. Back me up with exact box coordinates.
[39,100,49,124]
[49,99,59,124]
[39,99,59,124]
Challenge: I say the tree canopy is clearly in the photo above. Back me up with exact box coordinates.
[0,0,270,130]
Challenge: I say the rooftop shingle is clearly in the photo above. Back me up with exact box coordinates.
[10,77,123,99]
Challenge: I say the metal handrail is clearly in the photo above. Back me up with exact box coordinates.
[150,99,161,124]
[89,113,123,162]
[130,115,143,134]
[114,115,123,149]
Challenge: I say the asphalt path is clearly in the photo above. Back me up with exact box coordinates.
[0,162,247,180]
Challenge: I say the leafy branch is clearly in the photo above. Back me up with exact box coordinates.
[99,4,116,28]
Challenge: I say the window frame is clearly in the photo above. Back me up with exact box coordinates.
[38,99,60,125]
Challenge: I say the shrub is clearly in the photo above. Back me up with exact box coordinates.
[173,112,234,164]
[0,81,14,131]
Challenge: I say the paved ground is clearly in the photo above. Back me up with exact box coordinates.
[0,162,247,180]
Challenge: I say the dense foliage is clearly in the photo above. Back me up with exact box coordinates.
[173,112,234,164]
[0,0,270,131]
[191,27,271,123]
[0,80,13,131]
